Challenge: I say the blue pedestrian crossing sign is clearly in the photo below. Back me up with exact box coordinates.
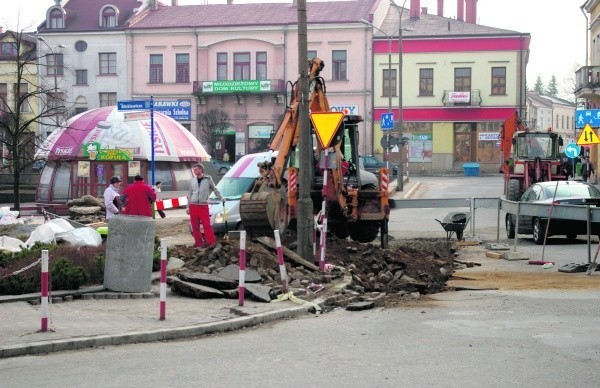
[576,109,600,129]
[564,143,580,159]
[381,113,394,131]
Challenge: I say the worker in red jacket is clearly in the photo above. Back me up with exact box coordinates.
[122,174,157,217]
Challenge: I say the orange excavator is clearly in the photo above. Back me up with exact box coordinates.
[239,58,391,247]
[499,111,567,200]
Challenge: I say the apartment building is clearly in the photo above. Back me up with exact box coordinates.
[368,0,530,173]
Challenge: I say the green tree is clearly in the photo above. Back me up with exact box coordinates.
[546,75,558,97]
[0,29,67,211]
[533,75,545,95]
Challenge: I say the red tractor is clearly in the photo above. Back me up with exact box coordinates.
[500,111,568,201]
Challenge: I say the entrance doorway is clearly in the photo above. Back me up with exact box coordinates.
[453,123,476,165]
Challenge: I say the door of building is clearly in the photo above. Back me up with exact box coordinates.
[454,123,476,165]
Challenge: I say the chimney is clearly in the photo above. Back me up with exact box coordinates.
[465,0,477,24]
[437,0,444,17]
[410,0,420,20]
[0,27,3,33]
[421,7,428,14]
[171,0,178,5]
[456,0,464,21]
[150,0,158,11]
[228,0,234,4]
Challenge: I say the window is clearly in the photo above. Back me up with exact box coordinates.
[101,7,117,28]
[49,9,64,29]
[308,50,317,60]
[149,54,163,83]
[217,53,227,80]
[14,83,29,112]
[382,69,397,97]
[99,92,117,107]
[1,42,17,57]
[175,54,189,83]
[256,52,267,80]
[332,50,347,80]
[47,53,64,76]
[233,52,250,80]
[491,67,506,95]
[0,83,7,111]
[75,40,88,52]
[454,68,471,91]
[419,68,433,96]
[76,70,88,85]
[99,53,116,75]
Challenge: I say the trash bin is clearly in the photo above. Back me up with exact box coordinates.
[463,163,480,176]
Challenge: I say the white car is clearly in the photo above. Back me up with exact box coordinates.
[209,151,273,233]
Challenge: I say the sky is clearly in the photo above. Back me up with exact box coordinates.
[0,0,587,98]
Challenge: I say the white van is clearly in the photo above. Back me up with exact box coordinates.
[208,151,273,233]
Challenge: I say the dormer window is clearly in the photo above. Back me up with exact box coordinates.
[48,8,64,29]
[100,6,118,28]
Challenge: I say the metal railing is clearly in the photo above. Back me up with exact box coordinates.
[395,197,600,263]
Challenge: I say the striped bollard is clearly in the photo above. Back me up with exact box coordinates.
[319,149,329,271]
[159,244,167,320]
[238,231,246,306]
[274,230,288,293]
[40,250,49,332]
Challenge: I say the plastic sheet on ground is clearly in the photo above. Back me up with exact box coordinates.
[24,218,101,249]
[0,236,26,253]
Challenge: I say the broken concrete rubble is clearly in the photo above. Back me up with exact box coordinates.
[166,235,456,308]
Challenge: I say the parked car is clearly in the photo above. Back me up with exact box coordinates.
[360,155,397,176]
[211,159,233,174]
[505,181,600,244]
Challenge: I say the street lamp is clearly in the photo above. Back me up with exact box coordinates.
[37,36,65,133]
[359,18,401,168]
[389,0,407,191]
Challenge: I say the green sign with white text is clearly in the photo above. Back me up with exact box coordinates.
[201,80,271,94]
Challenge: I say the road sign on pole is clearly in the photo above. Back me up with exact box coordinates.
[576,109,600,129]
[118,100,151,111]
[381,113,394,131]
[123,111,151,122]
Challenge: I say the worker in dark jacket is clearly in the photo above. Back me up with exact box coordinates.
[122,175,157,217]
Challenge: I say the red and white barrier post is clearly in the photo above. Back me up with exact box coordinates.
[40,250,49,332]
[319,149,329,271]
[274,230,288,293]
[159,244,167,320]
[238,231,246,306]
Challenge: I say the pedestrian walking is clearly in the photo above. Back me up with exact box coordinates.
[103,176,122,220]
[153,181,166,219]
[187,163,224,248]
[122,174,157,217]
[581,156,595,183]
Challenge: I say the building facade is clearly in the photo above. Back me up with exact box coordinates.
[126,0,382,162]
[368,0,530,174]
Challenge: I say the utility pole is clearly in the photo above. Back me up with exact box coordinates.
[296,0,314,260]
[390,0,407,191]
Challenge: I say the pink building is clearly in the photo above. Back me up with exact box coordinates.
[127,0,384,161]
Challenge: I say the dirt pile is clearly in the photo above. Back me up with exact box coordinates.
[167,234,457,308]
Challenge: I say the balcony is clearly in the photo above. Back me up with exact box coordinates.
[442,90,482,107]
[575,66,600,103]
[193,79,286,96]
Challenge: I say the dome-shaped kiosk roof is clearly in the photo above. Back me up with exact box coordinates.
[37,106,210,162]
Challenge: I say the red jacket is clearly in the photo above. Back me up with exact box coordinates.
[122,181,157,217]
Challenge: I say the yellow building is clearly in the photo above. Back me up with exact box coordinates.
[0,29,40,166]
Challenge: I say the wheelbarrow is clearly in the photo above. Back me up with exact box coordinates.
[435,211,471,241]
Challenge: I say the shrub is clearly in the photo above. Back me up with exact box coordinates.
[50,258,88,290]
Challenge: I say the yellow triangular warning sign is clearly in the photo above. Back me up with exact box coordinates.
[577,124,600,145]
[310,112,344,148]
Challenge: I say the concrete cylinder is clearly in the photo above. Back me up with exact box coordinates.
[104,215,156,292]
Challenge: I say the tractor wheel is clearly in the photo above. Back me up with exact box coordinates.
[505,214,515,239]
[507,179,521,201]
[532,218,546,245]
[349,220,380,243]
